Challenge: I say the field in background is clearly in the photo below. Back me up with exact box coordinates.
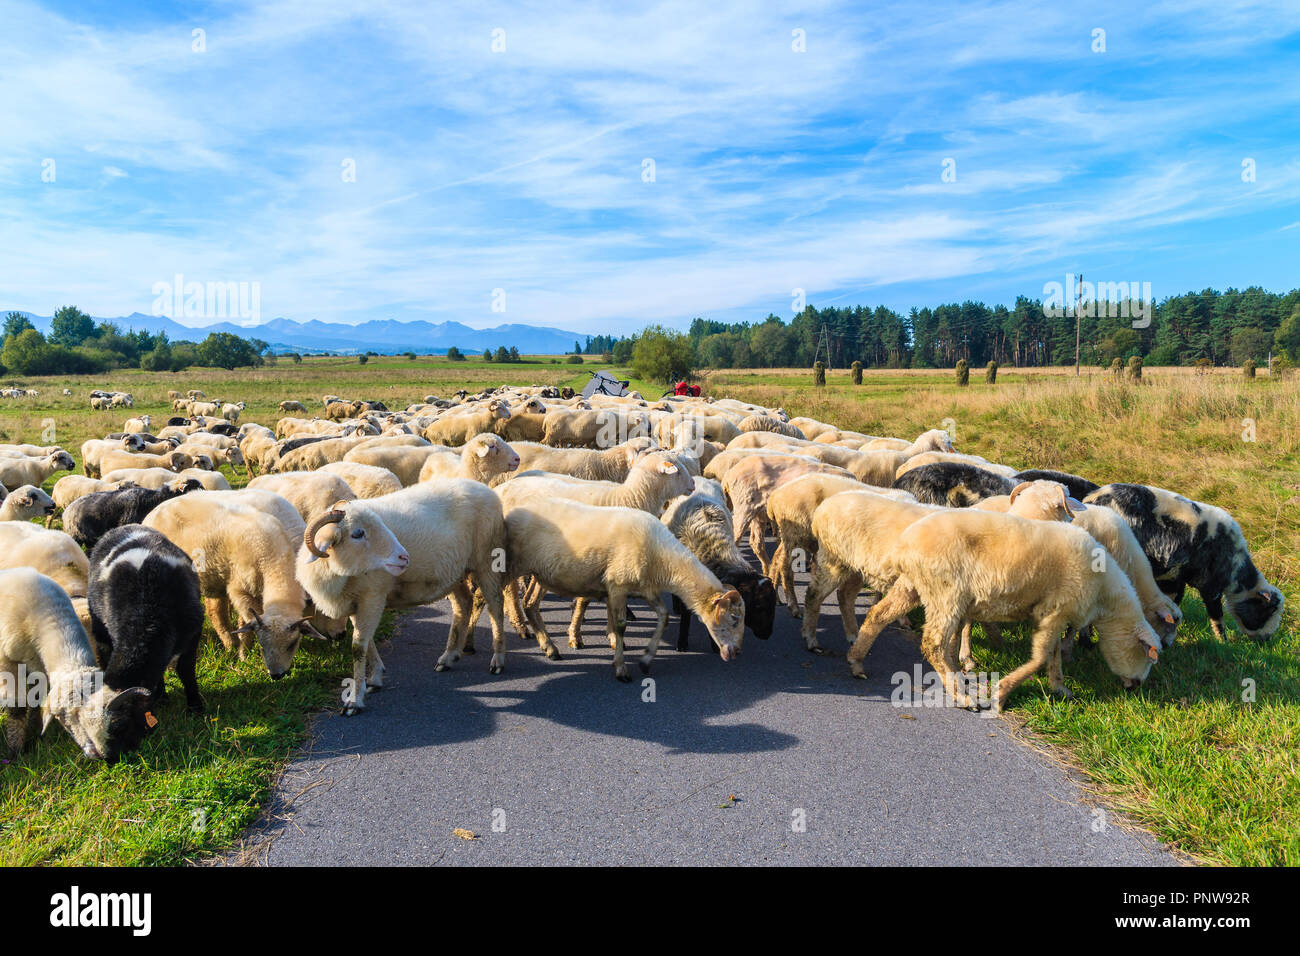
[706,365,1300,865]
[1,359,1296,864]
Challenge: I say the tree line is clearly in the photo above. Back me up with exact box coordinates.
[1,307,270,376]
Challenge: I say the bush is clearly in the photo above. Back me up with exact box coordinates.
[1244,359,1256,379]
[814,361,826,387]
[404,351,416,361]
[288,352,303,365]
[985,360,998,384]
[955,359,969,386]
[1126,355,1143,381]
[851,360,862,385]
[565,354,584,364]
[446,346,466,362]
[632,326,695,382]
[358,353,369,365]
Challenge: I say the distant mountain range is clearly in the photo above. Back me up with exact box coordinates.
[7,311,589,356]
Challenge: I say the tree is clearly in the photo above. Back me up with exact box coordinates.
[48,306,95,348]
[1230,327,1271,366]
[3,312,34,341]
[612,337,635,364]
[632,325,695,382]
[495,346,509,363]
[446,346,465,361]
[508,346,521,362]
[1274,307,1300,362]
[1,328,51,374]
[483,349,494,362]
[195,332,265,370]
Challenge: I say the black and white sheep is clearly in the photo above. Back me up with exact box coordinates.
[892,461,1016,506]
[1013,469,1100,501]
[1082,483,1284,640]
[88,524,206,715]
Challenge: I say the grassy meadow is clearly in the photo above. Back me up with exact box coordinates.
[0,356,1296,864]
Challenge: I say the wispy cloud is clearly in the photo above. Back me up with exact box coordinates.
[1,0,1297,331]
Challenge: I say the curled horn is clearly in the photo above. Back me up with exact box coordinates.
[304,508,347,559]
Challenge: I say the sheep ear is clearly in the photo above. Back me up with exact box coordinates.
[106,686,151,714]
[1066,497,1086,513]
[1160,610,1177,625]
[476,442,491,457]
[659,460,678,474]
[1008,482,1031,505]
[41,699,54,733]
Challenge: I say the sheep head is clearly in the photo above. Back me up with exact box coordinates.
[302,501,410,576]
[43,674,155,762]
[1096,616,1160,690]
[700,589,745,661]
[233,609,325,680]
[1007,480,1080,523]
[470,435,520,476]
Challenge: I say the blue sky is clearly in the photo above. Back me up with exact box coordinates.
[1,0,1298,333]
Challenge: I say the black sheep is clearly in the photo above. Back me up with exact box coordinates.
[892,462,1015,506]
[63,479,201,551]
[88,524,206,718]
[1013,469,1100,500]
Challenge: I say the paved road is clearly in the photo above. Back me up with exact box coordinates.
[233,584,1177,866]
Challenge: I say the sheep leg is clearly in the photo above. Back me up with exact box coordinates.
[480,569,518,673]
[799,559,841,653]
[459,577,481,654]
[205,595,240,654]
[607,589,632,682]
[2,701,36,755]
[848,580,920,678]
[438,580,474,669]
[836,572,863,645]
[1205,594,1227,639]
[175,645,205,714]
[568,599,588,649]
[505,579,532,641]
[993,619,1065,713]
[920,611,972,709]
[748,519,769,575]
[774,537,802,617]
[1047,632,1072,699]
[365,639,385,690]
[342,598,385,714]
[516,581,553,654]
[673,594,694,651]
[638,593,670,674]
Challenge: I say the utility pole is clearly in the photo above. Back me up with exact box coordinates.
[1074,272,1082,376]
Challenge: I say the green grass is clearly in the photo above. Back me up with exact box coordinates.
[0,612,399,866]
[708,365,1300,866]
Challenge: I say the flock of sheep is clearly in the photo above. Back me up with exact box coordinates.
[0,381,1286,764]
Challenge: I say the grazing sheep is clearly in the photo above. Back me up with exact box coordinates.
[737,415,806,440]
[279,400,308,413]
[50,475,133,516]
[62,480,202,551]
[0,451,76,489]
[0,485,56,522]
[896,451,1018,480]
[499,451,694,516]
[0,523,90,597]
[892,461,1016,506]
[247,471,359,523]
[661,485,777,651]
[347,443,450,487]
[766,473,892,617]
[847,510,1161,711]
[0,568,153,761]
[1082,483,1284,641]
[297,480,511,713]
[721,454,859,575]
[102,467,231,491]
[143,494,319,677]
[503,441,647,484]
[320,461,403,499]
[88,525,206,714]
[1013,469,1101,501]
[273,435,368,472]
[501,498,746,680]
[221,402,246,422]
[417,434,520,485]
[423,401,512,446]
[98,449,192,477]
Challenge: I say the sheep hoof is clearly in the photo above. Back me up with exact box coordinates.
[489,655,506,674]
[1051,687,1073,701]
[808,645,830,656]
[434,661,452,672]
[960,658,975,673]
[614,666,632,682]
[638,658,652,674]
[341,703,363,716]
[568,638,583,649]
[462,644,477,655]
[851,668,868,680]
[545,646,563,661]
[789,608,803,620]
[674,640,688,652]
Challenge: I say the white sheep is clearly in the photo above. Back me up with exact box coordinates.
[0,567,151,760]
[501,497,746,680]
[0,485,56,522]
[319,461,403,499]
[247,471,359,523]
[848,510,1161,710]
[296,480,512,713]
[0,522,90,598]
[0,451,76,489]
[417,434,520,485]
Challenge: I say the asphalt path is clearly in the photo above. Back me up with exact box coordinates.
[231,571,1177,867]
